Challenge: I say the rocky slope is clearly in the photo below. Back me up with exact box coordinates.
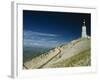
[24,38,91,69]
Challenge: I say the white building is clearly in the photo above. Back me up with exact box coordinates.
[81,19,87,38]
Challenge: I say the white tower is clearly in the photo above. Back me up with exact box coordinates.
[81,19,87,38]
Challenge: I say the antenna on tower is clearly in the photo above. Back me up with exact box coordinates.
[83,19,85,26]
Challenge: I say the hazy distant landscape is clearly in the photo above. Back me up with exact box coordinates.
[23,46,52,63]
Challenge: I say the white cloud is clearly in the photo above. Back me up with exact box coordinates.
[24,30,58,37]
[23,30,62,47]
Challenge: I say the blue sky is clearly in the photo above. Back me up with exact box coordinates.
[23,10,91,48]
